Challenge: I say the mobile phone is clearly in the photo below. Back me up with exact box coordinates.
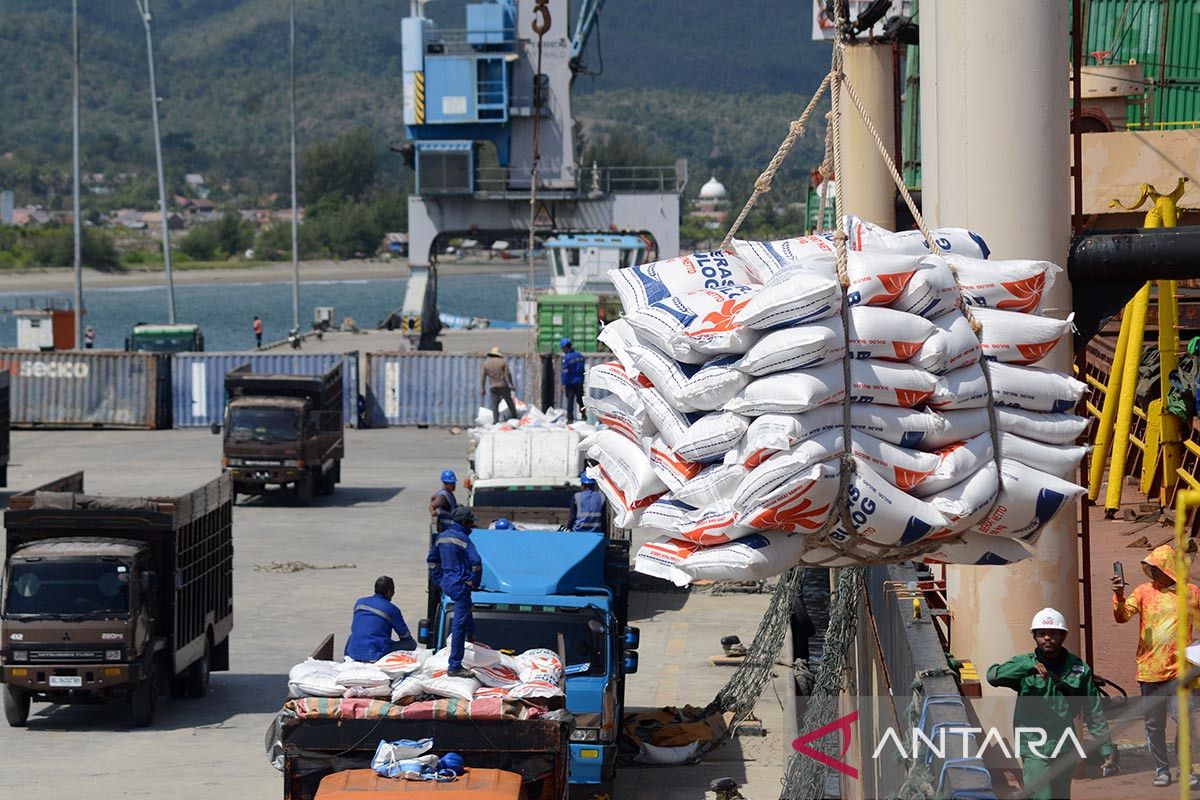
[1114,561,1125,589]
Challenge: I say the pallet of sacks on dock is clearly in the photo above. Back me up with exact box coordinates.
[582,217,1089,585]
[286,643,565,715]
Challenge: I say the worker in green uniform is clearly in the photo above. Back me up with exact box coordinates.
[986,607,1118,799]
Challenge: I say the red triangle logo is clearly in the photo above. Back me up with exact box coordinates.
[1015,339,1059,363]
[894,388,933,407]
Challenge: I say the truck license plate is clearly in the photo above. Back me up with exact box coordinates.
[49,675,82,688]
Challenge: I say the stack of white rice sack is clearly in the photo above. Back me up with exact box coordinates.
[287,644,564,703]
[581,220,1088,586]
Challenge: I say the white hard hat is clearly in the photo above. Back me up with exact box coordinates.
[1030,607,1069,632]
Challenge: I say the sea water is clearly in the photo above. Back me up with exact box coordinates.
[0,272,544,352]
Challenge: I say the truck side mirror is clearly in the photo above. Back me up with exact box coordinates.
[624,625,640,649]
[623,651,639,675]
[210,421,222,435]
[417,618,429,646]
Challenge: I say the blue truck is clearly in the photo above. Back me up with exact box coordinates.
[421,527,637,798]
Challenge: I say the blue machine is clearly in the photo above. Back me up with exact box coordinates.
[420,530,636,793]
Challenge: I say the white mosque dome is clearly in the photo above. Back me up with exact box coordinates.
[699,176,727,201]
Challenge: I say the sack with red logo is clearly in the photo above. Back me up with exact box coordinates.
[734,320,846,376]
[581,430,666,527]
[968,459,1086,541]
[925,460,1000,530]
[945,253,1061,314]
[921,531,1032,566]
[735,462,840,533]
[732,235,838,281]
[625,285,760,361]
[585,361,651,442]
[848,360,940,407]
[823,459,951,547]
[972,307,1073,365]
[911,310,981,374]
[891,257,961,319]
[726,408,843,468]
[845,306,936,362]
[849,433,942,491]
[725,364,846,415]
[610,250,758,313]
[732,266,842,330]
[731,431,844,508]
[908,434,994,497]
[844,216,991,259]
[648,435,707,492]
[673,411,749,462]
[634,531,809,587]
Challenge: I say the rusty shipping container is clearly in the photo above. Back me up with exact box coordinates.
[366,352,533,427]
[0,350,170,429]
[172,352,360,428]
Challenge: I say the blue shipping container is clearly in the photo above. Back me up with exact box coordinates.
[367,352,532,427]
[173,352,360,428]
[0,350,169,429]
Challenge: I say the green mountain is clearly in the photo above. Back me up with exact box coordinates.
[0,0,831,207]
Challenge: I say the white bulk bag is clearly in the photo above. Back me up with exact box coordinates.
[648,436,707,492]
[732,431,844,507]
[582,430,666,525]
[735,462,841,533]
[635,532,808,587]
[825,459,951,547]
[845,216,990,259]
[969,459,1086,541]
[610,250,758,312]
[625,285,760,360]
[931,362,1086,413]
[909,434,994,497]
[997,431,1088,478]
[911,311,981,374]
[638,383,697,449]
[922,532,1032,566]
[845,306,936,362]
[676,357,752,411]
[726,408,843,467]
[672,463,746,507]
[733,267,842,330]
[735,320,846,376]
[673,411,749,462]
[925,461,1000,531]
[849,405,947,449]
[848,360,940,407]
[996,408,1089,445]
[585,361,651,442]
[891,258,961,319]
[725,364,846,416]
[972,307,1073,365]
[850,433,942,491]
[732,235,838,281]
[944,253,1061,314]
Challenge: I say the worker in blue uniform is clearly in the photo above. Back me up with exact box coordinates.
[427,505,482,678]
[428,469,458,532]
[345,576,416,662]
[561,338,587,423]
[567,471,606,532]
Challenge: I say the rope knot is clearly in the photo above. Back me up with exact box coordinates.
[754,174,774,193]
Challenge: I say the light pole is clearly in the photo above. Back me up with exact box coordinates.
[290,0,300,330]
[134,0,176,323]
[72,0,83,348]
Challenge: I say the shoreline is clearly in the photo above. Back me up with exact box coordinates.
[0,258,539,293]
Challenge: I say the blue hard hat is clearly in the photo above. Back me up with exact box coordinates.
[560,337,572,348]
[493,518,514,530]
[441,469,457,484]
[580,471,596,486]
[440,752,465,775]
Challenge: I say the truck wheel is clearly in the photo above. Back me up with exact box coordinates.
[320,468,336,496]
[131,663,159,727]
[3,685,30,727]
[295,473,314,506]
[333,459,341,484]
[185,640,211,698]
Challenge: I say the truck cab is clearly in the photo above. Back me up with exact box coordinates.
[125,323,204,353]
[221,363,345,505]
[422,531,638,797]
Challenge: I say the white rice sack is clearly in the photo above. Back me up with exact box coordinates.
[515,649,564,683]
[288,660,344,698]
[473,659,522,689]
[597,318,643,370]
[424,643,502,673]
[671,463,745,507]
[929,363,991,410]
[422,674,481,702]
[375,649,433,679]
[648,436,707,492]
[849,360,940,407]
[998,431,1087,478]
[641,497,698,532]
[923,408,990,448]
[635,532,808,587]
[626,286,759,361]
[922,532,1033,566]
[735,320,846,376]
[638,384,697,449]
[676,356,752,411]
[664,504,752,546]
[969,459,1085,541]
[825,459,951,547]
[732,235,838,281]
[733,431,844,508]
[850,433,942,491]
[846,216,991,259]
[582,431,666,523]
[926,461,1000,531]
[625,343,700,412]
[343,683,394,699]
[850,405,947,449]
[674,411,749,462]
[508,680,564,700]
[996,408,1090,445]
[911,311,982,374]
[735,462,840,533]
[585,361,652,443]
[846,306,935,362]
[909,434,994,497]
[390,675,427,702]
[843,252,937,308]
[610,250,757,312]
[635,741,703,766]
[891,257,961,319]
[725,364,845,416]
[733,267,841,330]
[973,307,1073,365]
[336,663,392,688]
[945,253,1060,314]
[989,363,1086,413]
[726,408,843,467]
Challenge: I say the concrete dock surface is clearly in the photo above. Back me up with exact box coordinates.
[0,428,793,800]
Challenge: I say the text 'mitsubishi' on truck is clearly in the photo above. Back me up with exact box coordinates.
[219,362,344,505]
[1,471,234,727]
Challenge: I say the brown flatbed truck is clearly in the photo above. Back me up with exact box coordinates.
[220,362,345,505]
[273,635,571,800]
[1,471,234,727]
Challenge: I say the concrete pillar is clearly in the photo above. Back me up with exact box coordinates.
[921,0,1076,727]
[840,43,897,230]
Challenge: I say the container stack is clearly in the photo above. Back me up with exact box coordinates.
[581,219,1089,586]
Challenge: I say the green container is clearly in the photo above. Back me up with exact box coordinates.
[537,293,601,353]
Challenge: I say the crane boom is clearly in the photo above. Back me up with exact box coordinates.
[569,0,606,71]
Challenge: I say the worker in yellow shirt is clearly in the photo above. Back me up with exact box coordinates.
[1113,543,1200,788]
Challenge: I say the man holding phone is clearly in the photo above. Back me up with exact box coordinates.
[1113,544,1200,788]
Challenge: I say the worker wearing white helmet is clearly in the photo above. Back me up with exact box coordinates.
[987,607,1117,799]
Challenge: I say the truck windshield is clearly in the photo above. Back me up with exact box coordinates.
[5,560,132,617]
[451,608,606,676]
[228,407,301,443]
[131,335,194,353]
